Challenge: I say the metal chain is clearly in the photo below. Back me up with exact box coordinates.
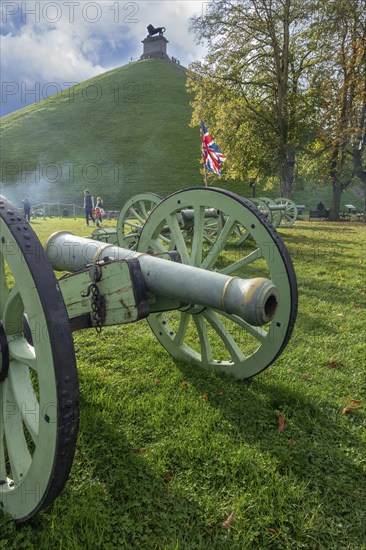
[90,283,105,333]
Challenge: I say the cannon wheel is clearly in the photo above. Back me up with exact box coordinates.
[228,197,270,247]
[138,188,297,379]
[250,197,271,219]
[258,197,282,228]
[117,193,162,250]
[274,198,298,227]
[0,196,79,522]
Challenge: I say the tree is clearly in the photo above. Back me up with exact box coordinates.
[348,3,366,220]
[188,0,318,198]
[310,0,366,220]
[351,73,366,221]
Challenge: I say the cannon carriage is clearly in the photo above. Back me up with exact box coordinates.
[0,187,297,521]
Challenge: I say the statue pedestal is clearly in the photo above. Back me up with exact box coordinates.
[141,35,169,60]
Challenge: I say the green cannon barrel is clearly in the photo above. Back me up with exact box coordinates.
[45,231,278,326]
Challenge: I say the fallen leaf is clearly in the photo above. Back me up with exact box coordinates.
[136,447,147,454]
[266,527,279,536]
[350,399,361,406]
[222,511,235,529]
[328,360,343,368]
[202,392,209,401]
[154,378,161,386]
[342,402,362,415]
[277,413,285,432]
[181,381,188,391]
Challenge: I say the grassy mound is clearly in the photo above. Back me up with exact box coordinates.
[0,60,202,208]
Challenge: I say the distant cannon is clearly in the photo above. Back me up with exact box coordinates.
[147,24,166,36]
[0,187,297,521]
[114,193,302,253]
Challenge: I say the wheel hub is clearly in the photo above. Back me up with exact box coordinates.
[0,322,9,381]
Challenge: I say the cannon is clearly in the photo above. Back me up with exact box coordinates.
[114,194,301,252]
[0,187,297,521]
[115,192,223,250]
[248,197,299,228]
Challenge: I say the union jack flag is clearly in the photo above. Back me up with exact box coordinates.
[200,121,226,175]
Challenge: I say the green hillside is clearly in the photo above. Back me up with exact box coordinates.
[0,58,363,212]
[0,60,203,208]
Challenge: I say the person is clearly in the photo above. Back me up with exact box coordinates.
[317,200,325,211]
[22,195,31,221]
[95,196,104,226]
[83,190,95,225]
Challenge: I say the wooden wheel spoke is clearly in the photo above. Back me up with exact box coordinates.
[3,380,32,485]
[8,362,39,443]
[138,201,149,219]
[202,309,246,363]
[216,311,268,342]
[3,286,23,335]
[191,206,206,266]
[149,238,169,254]
[8,338,37,372]
[124,233,139,243]
[201,216,237,270]
[167,214,191,264]
[193,315,213,363]
[203,233,216,245]
[160,233,173,245]
[219,248,263,275]
[124,220,143,230]
[174,313,190,346]
[129,207,145,225]
[229,221,251,246]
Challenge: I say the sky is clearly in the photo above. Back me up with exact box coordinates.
[0,0,207,116]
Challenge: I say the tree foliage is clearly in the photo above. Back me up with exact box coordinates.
[309,0,366,219]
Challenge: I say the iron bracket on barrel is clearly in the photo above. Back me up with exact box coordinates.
[58,250,183,332]
[59,256,151,331]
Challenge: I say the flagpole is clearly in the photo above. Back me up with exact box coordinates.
[199,115,208,187]
[204,166,208,187]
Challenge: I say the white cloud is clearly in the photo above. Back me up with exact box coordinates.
[0,0,206,114]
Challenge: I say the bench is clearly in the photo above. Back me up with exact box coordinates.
[345,204,356,213]
[309,210,329,220]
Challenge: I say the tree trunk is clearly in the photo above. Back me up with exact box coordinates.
[279,145,296,200]
[329,184,343,221]
[280,162,295,198]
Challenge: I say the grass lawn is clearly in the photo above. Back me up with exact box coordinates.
[1,215,365,549]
